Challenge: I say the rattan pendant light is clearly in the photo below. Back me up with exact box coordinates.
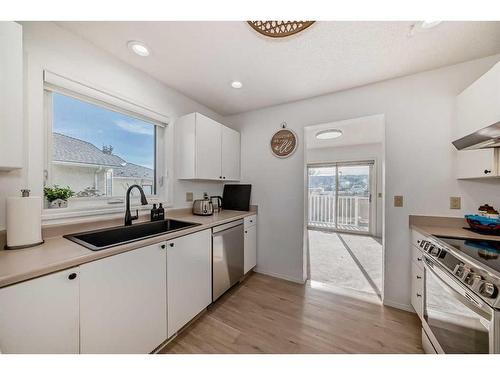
[247,21,315,38]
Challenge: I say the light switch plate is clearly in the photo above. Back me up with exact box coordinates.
[186,192,193,202]
[394,195,403,207]
[450,196,461,210]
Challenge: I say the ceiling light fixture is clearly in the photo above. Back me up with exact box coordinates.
[408,21,443,37]
[420,21,443,29]
[316,129,343,140]
[247,21,315,38]
[127,41,150,57]
[231,81,243,89]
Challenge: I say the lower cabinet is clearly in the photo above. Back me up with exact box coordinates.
[244,225,257,274]
[0,228,219,353]
[0,267,80,354]
[167,229,212,338]
[79,243,167,353]
[411,259,424,320]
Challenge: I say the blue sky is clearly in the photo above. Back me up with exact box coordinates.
[53,93,155,169]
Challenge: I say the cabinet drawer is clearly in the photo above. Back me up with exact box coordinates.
[412,245,424,269]
[411,261,424,320]
[244,215,257,228]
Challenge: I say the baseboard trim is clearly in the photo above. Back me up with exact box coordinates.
[383,299,415,313]
[254,268,305,284]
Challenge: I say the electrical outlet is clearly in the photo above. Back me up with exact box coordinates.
[450,196,461,210]
[378,192,382,198]
[186,192,193,202]
[394,195,403,207]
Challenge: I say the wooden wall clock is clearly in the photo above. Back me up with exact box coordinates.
[270,123,298,158]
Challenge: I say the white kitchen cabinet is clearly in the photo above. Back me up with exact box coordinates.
[456,61,500,140]
[79,243,167,353]
[196,113,223,180]
[411,256,424,320]
[456,148,500,179]
[221,125,241,181]
[0,267,80,354]
[0,22,23,171]
[167,229,212,338]
[175,112,240,181]
[244,224,257,274]
[454,61,500,179]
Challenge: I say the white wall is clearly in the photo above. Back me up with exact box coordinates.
[306,142,384,237]
[0,22,226,230]
[224,54,500,309]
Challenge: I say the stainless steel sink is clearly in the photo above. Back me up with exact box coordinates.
[64,219,201,251]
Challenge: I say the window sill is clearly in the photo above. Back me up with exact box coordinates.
[42,200,173,227]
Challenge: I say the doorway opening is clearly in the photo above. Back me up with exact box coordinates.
[303,115,385,300]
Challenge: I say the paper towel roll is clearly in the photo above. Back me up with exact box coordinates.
[6,196,43,249]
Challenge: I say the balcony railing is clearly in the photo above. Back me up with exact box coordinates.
[308,192,370,232]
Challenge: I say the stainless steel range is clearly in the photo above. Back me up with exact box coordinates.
[414,234,500,353]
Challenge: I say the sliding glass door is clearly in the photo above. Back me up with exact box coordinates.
[308,161,374,233]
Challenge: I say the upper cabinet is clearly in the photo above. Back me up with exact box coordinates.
[456,62,500,140]
[0,22,23,171]
[455,62,500,179]
[175,112,240,181]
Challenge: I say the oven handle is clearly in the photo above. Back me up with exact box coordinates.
[423,255,493,320]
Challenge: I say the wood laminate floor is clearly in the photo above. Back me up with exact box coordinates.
[160,273,423,354]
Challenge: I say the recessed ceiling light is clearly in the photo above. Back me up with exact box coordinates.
[408,21,443,37]
[420,21,442,29]
[316,129,343,140]
[127,41,150,57]
[231,81,243,89]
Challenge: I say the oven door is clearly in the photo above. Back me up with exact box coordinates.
[423,256,494,354]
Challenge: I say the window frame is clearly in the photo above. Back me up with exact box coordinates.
[43,84,169,217]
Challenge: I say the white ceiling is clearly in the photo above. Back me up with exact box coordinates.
[305,114,384,149]
[57,21,500,115]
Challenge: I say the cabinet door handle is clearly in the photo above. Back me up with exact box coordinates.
[223,176,226,179]
[169,243,174,247]
[484,169,492,174]
[416,293,422,298]
[417,257,422,261]
[416,276,422,279]
[245,230,248,234]
[219,176,222,179]
[161,244,166,249]
[68,273,77,280]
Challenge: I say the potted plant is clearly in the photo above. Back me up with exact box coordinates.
[44,185,75,208]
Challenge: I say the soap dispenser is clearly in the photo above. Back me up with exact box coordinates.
[151,203,158,221]
[158,203,165,221]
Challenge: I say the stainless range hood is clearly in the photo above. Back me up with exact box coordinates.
[452,121,500,150]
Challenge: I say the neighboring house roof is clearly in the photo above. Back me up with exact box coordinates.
[114,163,154,179]
[53,133,153,179]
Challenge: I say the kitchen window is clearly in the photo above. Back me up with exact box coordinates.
[43,72,169,214]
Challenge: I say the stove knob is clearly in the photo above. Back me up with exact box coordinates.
[479,282,498,299]
[473,274,483,285]
[455,266,465,278]
[464,272,475,285]
[429,246,440,256]
[419,240,426,248]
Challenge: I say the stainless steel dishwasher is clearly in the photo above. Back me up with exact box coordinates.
[212,219,244,302]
